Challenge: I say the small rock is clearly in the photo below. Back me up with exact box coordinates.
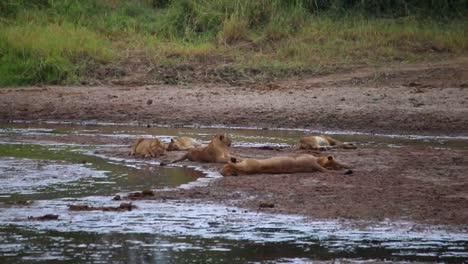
[118,203,134,211]
[259,202,275,208]
[208,221,220,227]
[407,82,420,87]
[28,214,59,221]
[146,99,153,105]
[142,190,154,196]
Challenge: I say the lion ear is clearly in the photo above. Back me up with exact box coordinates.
[171,138,174,143]
[219,134,224,140]
[230,157,237,163]
[327,156,334,161]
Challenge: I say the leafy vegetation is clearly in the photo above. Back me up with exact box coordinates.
[0,0,466,86]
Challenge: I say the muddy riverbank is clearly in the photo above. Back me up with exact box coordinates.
[121,146,468,228]
[2,125,467,229]
[1,59,467,136]
[1,123,467,262]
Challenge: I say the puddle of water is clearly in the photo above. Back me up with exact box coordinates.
[0,144,204,203]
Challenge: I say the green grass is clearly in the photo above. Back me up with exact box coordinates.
[0,22,115,86]
[0,0,467,86]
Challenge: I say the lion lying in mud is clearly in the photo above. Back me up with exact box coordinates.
[167,137,203,151]
[299,135,356,150]
[129,138,166,158]
[169,133,233,163]
[220,153,352,176]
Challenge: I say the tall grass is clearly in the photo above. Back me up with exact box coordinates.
[0,23,115,86]
[0,0,467,86]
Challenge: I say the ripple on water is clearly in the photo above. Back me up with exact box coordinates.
[1,197,467,258]
[0,157,108,195]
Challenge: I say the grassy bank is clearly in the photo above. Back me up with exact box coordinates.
[0,0,467,86]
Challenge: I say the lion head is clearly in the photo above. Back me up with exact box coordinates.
[167,138,180,151]
[318,155,349,170]
[215,133,232,147]
[150,139,166,154]
[219,157,239,176]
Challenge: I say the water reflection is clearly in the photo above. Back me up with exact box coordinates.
[0,144,205,202]
[1,197,467,263]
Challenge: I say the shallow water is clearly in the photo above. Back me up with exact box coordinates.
[2,122,468,149]
[0,123,467,263]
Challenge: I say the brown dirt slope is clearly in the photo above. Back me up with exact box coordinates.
[1,59,467,136]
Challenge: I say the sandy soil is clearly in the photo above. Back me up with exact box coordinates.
[1,59,467,135]
[1,59,468,228]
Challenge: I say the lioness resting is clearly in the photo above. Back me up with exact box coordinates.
[130,138,166,158]
[220,154,351,176]
[170,133,233,163]
[167,137,203,151]
[299,135,356,150]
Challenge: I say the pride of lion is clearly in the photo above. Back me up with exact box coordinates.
[130,133,356,176]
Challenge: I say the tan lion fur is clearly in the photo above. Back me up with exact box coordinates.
[299,135,356,150]
[167,137,203,151]
[129,138,166,158]
[220,153,351,176]
[170,133,233,163]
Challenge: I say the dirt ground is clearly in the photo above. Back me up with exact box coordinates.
[1,59,467,135]
[1,58,468,229]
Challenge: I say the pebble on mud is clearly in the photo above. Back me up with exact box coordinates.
[259,202,275,208]
[127,190,155,199]
[69,203,136,212]
[28,214,59,221]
